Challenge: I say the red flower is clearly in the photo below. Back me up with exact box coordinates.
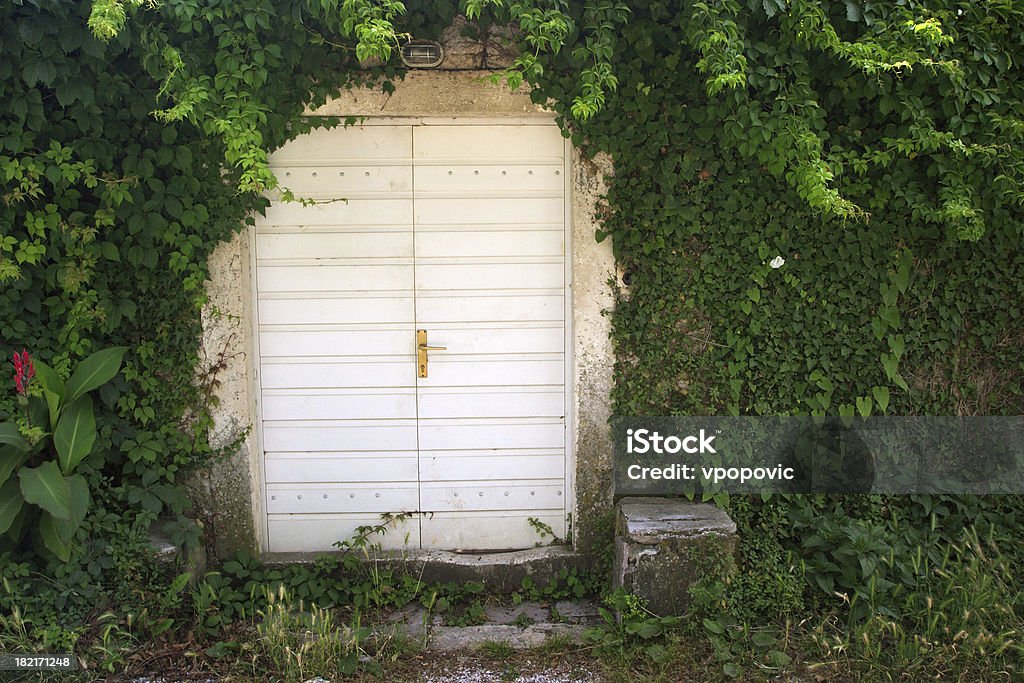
[11,350,33,395]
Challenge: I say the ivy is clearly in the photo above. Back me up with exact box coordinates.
[84,0,1024,238]
[0,1,374,571]
[0,0,1021,655]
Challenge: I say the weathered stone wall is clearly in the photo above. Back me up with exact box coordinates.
[569,152,615,554]
[614,498,739,616]
[195,231,263,558]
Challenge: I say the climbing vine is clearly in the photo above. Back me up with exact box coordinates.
[83,0,1024,237]
[1,0,1022,665]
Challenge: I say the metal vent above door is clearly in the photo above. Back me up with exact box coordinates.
[400,41,444,68]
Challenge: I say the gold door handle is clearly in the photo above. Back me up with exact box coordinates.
[416,329,446,378]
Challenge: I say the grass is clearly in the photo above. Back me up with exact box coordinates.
[4,522,1022,682]
[808,527,1024,681]
[3,608,1013,683]
[479,639,517,659]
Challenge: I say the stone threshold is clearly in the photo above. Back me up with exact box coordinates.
[263,546,585,593]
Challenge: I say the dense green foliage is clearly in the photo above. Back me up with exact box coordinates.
[524,1,1023,677]
[1,0,1022,678]
[525,1,1024,418]
[0,0,397,641]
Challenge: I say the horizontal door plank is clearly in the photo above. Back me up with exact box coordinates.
[270,125,411,162]
[419,452,564,481]
[416,197,564,225]
[417,295,563,323]
[257,199,412,227]
[415,125,564,160]
[418,421,564,450]
[420,513,565,551]
[415,230,563,258]
[258,232,412,260]
[258,297,413,325]
[416,263,563,290]
[261,361,414,389]
[420,482,564,511]
[267,483,419,513]
[268,514,418,552]
[259,329,413,357]
[420,357,564,386]
[415,165,563,193]
[274,164,411,195]
[262,391,416,420]
[417,389,564,418]
[263,421,417,451]
[257,265,413,293]
[266,453,419,483]
[409,327,563,355]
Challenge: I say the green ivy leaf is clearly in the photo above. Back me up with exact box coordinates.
[22,59,57,87]
[870,316,887,340]
[56,79,95,107]
[892,265,910,294]
[630,620,664,639]
[872,386,890,413]
[33,360,65,426]
[19,461,71,520]
[844,0,862,22]
[888,334,905,360]
[856,396,872,417]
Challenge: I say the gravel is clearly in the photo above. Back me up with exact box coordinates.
[420,664,599,683]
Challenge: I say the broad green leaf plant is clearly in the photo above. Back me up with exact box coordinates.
[0,348,126,562]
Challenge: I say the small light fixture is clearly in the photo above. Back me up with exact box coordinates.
[400,40,444,68]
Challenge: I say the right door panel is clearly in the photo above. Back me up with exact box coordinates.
[412,124,568,550]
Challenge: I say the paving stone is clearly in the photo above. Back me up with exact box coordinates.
[482,602,550,625]
[553,600,601,624]
[381,604,431,640]
[428,623,588,650]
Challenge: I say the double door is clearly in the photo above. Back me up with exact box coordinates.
[254,121,569,552]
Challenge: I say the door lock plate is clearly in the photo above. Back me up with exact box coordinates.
[417,329,446,378]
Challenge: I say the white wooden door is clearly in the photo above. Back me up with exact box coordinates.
[255,121,568,552]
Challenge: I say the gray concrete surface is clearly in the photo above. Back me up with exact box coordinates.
[613,497,738,616]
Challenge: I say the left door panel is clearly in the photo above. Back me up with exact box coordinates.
[255,126,420,552]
